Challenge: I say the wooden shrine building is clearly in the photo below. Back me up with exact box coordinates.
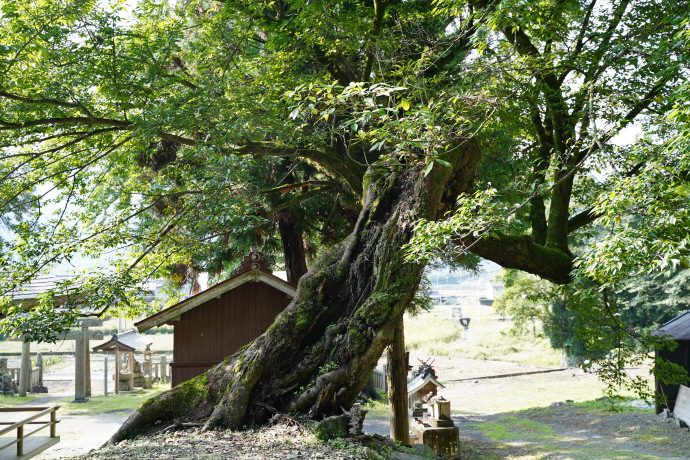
[135,247,296,386]
[655,311,690,413]
[92,329,152,393]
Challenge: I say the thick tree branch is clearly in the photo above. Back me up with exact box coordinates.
[260,181,343,194]
[0,116,132,130]
[160,132,196,146]
[0,90,88,113]
[463,233,574,285]
[567,208,598,233]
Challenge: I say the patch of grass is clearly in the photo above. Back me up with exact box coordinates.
[362,394,389,419]
[573,397,653,413]
[574,446,660,459]
[57,382,168,415]
[474,415,558,442]
[0,395,41,407]
[326,437,366,456]
[627,430,668,445]
[405,310,561,367]
[39,355,70,371]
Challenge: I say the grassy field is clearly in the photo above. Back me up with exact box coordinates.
[56,383,168,415]
[405,304,562,367]
[0,395,40,407]
[401,302,655,414]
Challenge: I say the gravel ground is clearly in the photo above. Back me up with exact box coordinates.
[67,422,417,460]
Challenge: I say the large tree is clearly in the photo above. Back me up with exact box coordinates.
[0,0,688,438]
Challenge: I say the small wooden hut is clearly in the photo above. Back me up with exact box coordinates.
[92,329,152,393]
[655,311,690,413]
[135,247,296,386]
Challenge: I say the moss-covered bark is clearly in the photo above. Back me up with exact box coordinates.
[464,232,574,285]
[110,140,480,442]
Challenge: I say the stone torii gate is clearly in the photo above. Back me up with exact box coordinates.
[13,320,104,398]
[5,275,105,398]
[72,319,104,402]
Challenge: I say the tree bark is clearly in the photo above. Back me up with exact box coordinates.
[387,317,409,445]
[276,209,309,286]
[110,140,480,443]
[461,233,574,285]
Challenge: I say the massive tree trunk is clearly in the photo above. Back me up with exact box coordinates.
[111,141,479,442]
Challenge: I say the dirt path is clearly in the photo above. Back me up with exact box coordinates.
[17,363,134,460]
[37,411,133,459]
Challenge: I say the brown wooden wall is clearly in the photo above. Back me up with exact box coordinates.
[171,282,292,386]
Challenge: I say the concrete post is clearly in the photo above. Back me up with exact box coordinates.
[74,331,86,402]
[160,355,168,382]
[104,356,108,396]
[115,348,120,394]
[19,339,30,397]
[128,351,134,391]
[36,353,43,385]
[82,325,91,397]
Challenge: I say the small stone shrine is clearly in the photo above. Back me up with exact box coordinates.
[92,329,153,392]
[31,353,48,393]
[411,396,460,459]
[0,358,15,395]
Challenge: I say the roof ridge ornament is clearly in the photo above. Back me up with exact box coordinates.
[230,246,272,277]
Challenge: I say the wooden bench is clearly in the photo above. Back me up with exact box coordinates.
[0,406,60,459]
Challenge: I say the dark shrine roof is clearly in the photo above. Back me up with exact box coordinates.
[407,372,445,396]
[92,329,152,353]
[656,311,690,341]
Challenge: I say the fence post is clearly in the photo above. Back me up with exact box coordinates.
[50,409,57,438]
[16,425,23,455]
[383,364,388,394]
[83,324,91,397]
[160,356,168,382]
[104,356,108,396]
